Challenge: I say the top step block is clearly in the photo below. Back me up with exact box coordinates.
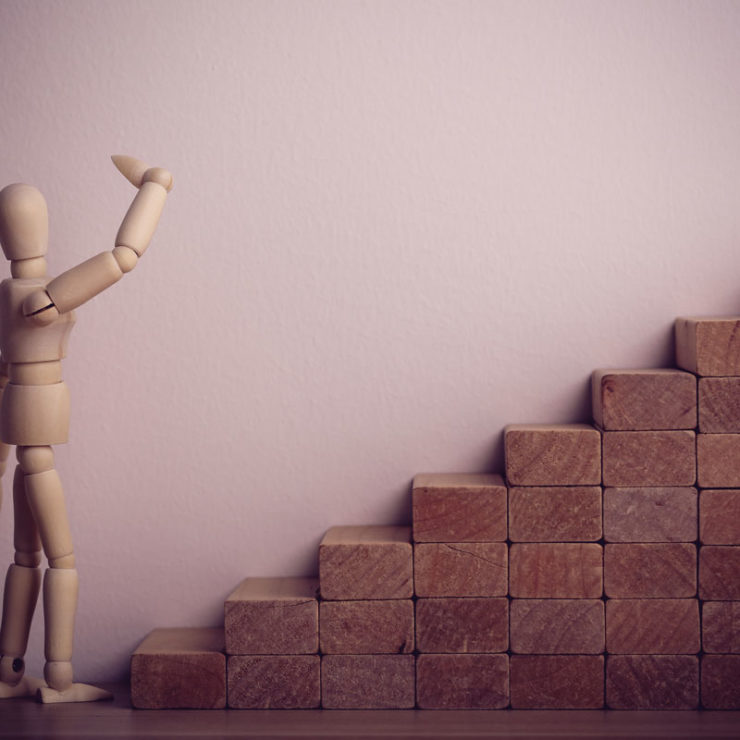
[592,369,697,430]
[505,424,601,486]
[676,317,740,376]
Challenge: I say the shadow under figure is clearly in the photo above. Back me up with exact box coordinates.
[0,156,172,703]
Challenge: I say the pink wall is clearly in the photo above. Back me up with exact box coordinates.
[1,0,739,683]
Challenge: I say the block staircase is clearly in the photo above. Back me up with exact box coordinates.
[130,316,740,710]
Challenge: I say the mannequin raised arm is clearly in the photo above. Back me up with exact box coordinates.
[23,156,173,326]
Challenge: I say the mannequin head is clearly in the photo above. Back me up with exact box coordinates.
[0,183,49,262]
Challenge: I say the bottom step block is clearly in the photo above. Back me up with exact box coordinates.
[702,655,740,709]
[130,627,226,709]
[606,655,699,709]
[228,655,320,709]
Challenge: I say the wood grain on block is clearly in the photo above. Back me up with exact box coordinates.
[227,655,319,709]
[592,369,696,431]
[130,627,226,710]
[510,599,604,654]
[224,577,318,656]
[319,526,412,600]
[319,600,414,654]
[509,655,604,709]
[702,602,740,653]
[606,599,700,654]
[699,377,740,432]
[415,597,508,653]
[603,487,697,543]
[508,487,601,542]
[412,473,507,543]
[697,434,740,487]
[416,654,509,709]
[509,543,603,598]
[414,542,507,597]
[321,655,415,709]
[675,317,740,376]
[604,544,696,598]
[504,424,601,486]
[602,431,696,487]
[701,656,740,709]
[699,546,740,600]
[606,655,698,710]
[701,490,740,544]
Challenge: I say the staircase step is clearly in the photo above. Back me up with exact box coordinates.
[698,377,740,432]
[697,433,740,487]
[676,316,740,376]
[607,655,698,709]
[592,369,696,430]
[130,627,226,709]
[504,424,601,485]
[227,655,320,709]
[318,525,412,600]
[224,577,318,656]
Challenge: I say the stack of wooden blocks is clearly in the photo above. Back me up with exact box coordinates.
[131,317,740,710]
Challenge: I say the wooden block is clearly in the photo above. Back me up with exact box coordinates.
[130,627,226,709]
[697,434,740,487]
[510,655,604,709]
[415,597,508,653]
[699,546,740,600]
[606,655,698,709]
[224,577,318,655]
[508,487,601,542]
[604,544,696,598]
[676,316,740,376]
[606,599,700,654]
[504,424,601,486]
[602,431,695,487]
[416,654,509,709]
[411,473,507,543]
[603,487,697,543]
[701,655,740,709]
[592,368,696,430]
[701,490,740,544]
[509,543,603,598]
[227,655,320,709]
[413,542,507,597]
[510,599,604,654]
[702,602,740,653]
[319,600,414,654]
[699,377,740,432]
[321,655,415,709]
[319,526,412,600]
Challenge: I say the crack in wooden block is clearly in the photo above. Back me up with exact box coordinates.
[412,473,507,543]
[699,546,740,600]
[414,542,507,597]
[510,655,604,709]
[701,655,740,709]
[700,490,740,544]
[606,599,700,654]
[224,577,318,655]
[130,628,226,709]
[321,655,415,709]
[504,424,601,486]
[416,654,509,709]
[319,526,412,600]
[603,487,697,543]
[509,543,603,598]
[698,434,740,487]
[604,544,696,598]
[508,486,602,542]
[319,600,414,654]
[606,655,698,709]
[602,431,696,487]
[676,317,740,377]
[227,655,320,709]
[592,369,696,431]
[510,599,604,654]
[699,377,740,432]
[415,597,508,653]
[702,602,740,653]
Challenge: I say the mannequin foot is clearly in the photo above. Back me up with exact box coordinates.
[38,682,113,704]
[0,675,46,698]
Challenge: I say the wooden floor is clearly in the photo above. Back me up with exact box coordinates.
[0,686,738,739]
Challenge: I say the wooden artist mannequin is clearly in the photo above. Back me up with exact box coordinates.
[0,156,172,703]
